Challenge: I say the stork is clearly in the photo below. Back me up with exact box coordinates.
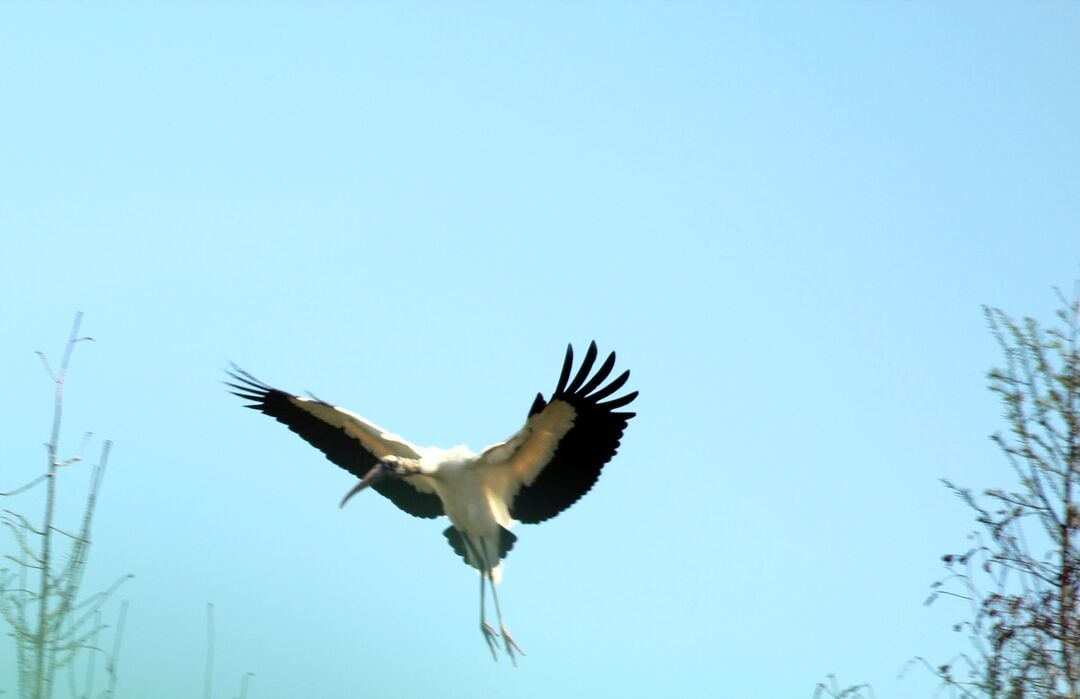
[225,342,636,664]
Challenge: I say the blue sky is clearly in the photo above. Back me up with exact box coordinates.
[2,3,1079,697]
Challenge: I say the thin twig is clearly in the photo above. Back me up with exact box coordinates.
[103,599,129,699]
[236,673,255,699]
[205,602,215,699]
[0,474,49,498]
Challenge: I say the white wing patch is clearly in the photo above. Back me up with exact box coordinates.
[287,395,437,495]
[479,400,577,506]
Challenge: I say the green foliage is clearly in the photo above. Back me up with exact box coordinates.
[929,286,1080,698]
[813,674,875,698]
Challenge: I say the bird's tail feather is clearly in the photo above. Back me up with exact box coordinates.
[443,526,516,583]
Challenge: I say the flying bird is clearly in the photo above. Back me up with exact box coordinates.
[225,341,637,664]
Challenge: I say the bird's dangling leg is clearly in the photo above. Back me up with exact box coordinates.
[464,535,500,661]
[479,538,525,666]
[478,561,500,661]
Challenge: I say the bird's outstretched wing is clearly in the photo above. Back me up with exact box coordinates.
[225,367,444,519]
[480,342,637,524]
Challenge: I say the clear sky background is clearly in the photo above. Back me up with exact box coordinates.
[2,3,1079,697]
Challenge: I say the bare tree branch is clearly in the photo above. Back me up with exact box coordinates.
[1,314,129,699]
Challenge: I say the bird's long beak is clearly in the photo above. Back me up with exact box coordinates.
[339,464,387,508]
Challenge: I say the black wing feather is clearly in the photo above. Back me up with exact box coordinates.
[510,342,637,524]
[576,351,615,396]
[589,368,630,401]
[553,344,574,395]
[598,391,639,410]
[564,341,598,394]
[225,367,443,519]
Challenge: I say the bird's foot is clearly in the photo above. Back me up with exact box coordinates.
[501,625,524,667]
[481,622,500,661]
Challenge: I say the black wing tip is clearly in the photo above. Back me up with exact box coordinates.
[599,390,638,411]
[554,343,575,395]
[565,342,599,394]
[224,364,268,390]
[224,365,284,410]
[553,342,637,409]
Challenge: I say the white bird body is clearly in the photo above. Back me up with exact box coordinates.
[420,450,513,579]
[425,451,510,531]
[227,341,637,663]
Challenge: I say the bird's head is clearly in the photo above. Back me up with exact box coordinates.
[339,455,420,508]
